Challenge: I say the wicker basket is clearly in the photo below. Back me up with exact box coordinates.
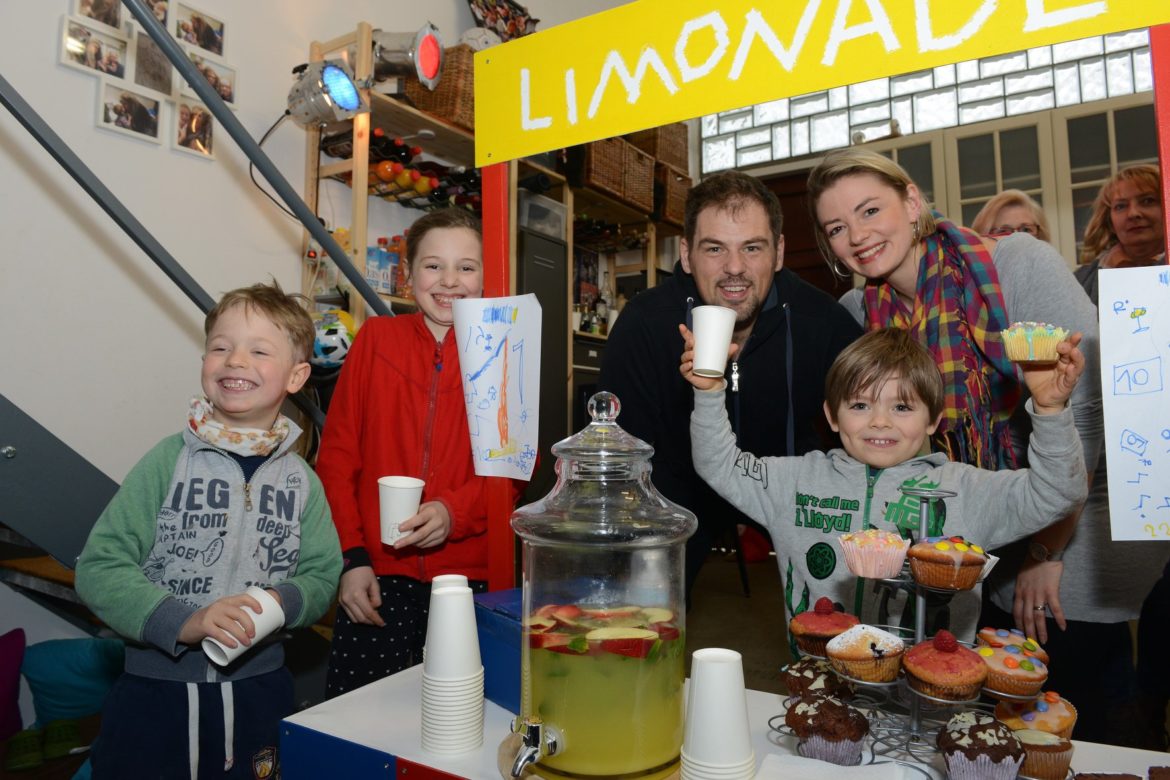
[404,44,475,130]
[622,143,655,212]
[626,123,689,171]
[654,162,690,227]
[563,137,626,201]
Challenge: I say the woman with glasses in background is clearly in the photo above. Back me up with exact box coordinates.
[972,189,1052,243]
[1075,164,1166,305]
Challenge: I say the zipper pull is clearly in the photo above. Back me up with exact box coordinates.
[244,483,253,512]
[730,361,739,392]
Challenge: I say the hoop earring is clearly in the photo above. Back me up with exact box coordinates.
[911,220,921,244]
[830,257,852,279]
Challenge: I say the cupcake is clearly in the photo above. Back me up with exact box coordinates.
[1074,775,1141,779]
[903,630,987,701]
[789,597,859,657]
[782,657,852,700]
[977,644,1048,697]
[1015,728,1074,780]
[908,536,986,590]
[995,690,1078,738]
[936,711,1024,780]
[825,624,905,682]
[838,529,910,578]
[977,626,1050,664]
[1001,321,1070,363]
[784,694,868,766]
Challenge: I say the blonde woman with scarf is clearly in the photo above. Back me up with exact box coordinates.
[805,149,1131,746]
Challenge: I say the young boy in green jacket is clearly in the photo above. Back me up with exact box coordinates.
[76,282,341,779]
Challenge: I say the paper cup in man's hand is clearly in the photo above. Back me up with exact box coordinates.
[379,476,425,545]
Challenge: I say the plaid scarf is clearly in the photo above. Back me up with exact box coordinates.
[862,215,1019,469]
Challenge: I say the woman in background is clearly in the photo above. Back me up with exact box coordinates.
[971,189,1052,243]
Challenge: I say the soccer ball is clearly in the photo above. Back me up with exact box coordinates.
[311,309,355,369]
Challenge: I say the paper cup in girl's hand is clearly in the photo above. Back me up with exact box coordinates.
[202,586,284,667]
[379,476,425,545]
[691,305,737,378]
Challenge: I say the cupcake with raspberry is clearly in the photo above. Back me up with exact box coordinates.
[784,694,869,766]
[838,529,910,578]
[789,597,859,657]
[903,630,987,701]
[908,535,986,590]
[937,711,1024,780]
[977,626,1050,664]
[978,643,1048,697]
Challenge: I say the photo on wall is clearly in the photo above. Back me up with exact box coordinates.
[72,0,122,33]
[178,47,236,106]
[96,79,161,143]
[60,15,129,79]
[172,3,224,56]
[174,100,214,159]
[130,28,174,98]
[144,0,168,26]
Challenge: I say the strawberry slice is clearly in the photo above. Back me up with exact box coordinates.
[551,604,585,627]
[653,622,681,641]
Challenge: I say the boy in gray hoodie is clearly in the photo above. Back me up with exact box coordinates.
[681,326,1087,647]
[76,282,341,779]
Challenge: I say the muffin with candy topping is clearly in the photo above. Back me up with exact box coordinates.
[908,535,986,590]
[936,711,1024,780]
[789,597,859,657]
[903,630,987,701]
[837,529,910,578]
[1001,321,1069,363]
[782,656,852,700]
[825,624,905,682]
[784,694,869,766]
[977,626,1050,664]
[995,691,1078,738]
[1015,728,1074,780]
[977,643,1049,697]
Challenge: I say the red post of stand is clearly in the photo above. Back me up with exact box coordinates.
[481,161,517,592]
[1153,24,1170,247]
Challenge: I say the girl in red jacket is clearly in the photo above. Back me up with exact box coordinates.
[317,208,491,696]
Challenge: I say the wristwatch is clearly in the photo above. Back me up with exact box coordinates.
[1029,541,1065,562]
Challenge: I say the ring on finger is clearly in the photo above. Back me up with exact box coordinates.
[1032,604,1048,611]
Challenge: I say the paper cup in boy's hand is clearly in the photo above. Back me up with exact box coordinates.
[202,586,284,667]
[691,305,737,378]
[378,476,425,545]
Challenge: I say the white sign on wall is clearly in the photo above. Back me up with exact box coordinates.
[1098,265,1170,541]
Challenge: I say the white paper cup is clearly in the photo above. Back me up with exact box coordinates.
[423,586,482,678]
[201,586,285,667]
[378,476,424,545]
[691,306,737,378]
[683,648,754,768]
[431,574,469,589]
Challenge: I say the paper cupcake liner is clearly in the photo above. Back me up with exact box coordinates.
[840,542,909,579]
[799,734,863,766]
[828,653,902,683]
[1003,329,1067,363]
[909,559,982,590]
[1019,743,1074,780]
[794,635,830,658]
[983,668,1047,698]
[943,751,1024,780]
[905,672,983,702]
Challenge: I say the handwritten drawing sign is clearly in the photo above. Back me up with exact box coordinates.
[472,0,1170,166]
[453,295,541,480]
[1099,265,1170,541]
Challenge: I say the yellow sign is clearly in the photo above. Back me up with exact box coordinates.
[474,0,1170,166]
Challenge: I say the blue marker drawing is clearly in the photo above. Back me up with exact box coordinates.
[1130,306,1149,333]
[1128,472,1149,484]
[1121,429,1149,457]
[1113,357,1163,396]
[511,339,526,406]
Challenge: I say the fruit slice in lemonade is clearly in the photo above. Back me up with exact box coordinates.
[525,604,685,776]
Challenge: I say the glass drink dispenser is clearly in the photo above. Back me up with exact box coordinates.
[506,392,696,779]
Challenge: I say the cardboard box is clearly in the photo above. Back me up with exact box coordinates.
[474,588,522,714]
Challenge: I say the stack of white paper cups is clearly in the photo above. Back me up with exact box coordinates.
[420,584,484,754]
[681,648,755,779]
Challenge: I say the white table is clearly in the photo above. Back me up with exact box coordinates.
[281,665,1167,779]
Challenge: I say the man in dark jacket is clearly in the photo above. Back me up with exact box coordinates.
[600,171,862,598]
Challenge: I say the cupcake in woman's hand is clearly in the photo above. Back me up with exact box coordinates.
[789,597,859,657]
[825,624,905,682]
[838,529,910,578]
[903,629,987,701]
[784,694,869,766]
[936,711,1024,780]
[908,536,986,590]
[1000,321,1070,363]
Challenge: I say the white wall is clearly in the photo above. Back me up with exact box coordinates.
[0,0,626,483]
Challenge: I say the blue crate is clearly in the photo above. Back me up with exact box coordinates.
[475,588,522,714]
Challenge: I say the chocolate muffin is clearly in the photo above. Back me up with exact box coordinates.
[937,711,1023,779]
[782,657,851,700]
[1073,775,1140,779]
[785,694,868,766]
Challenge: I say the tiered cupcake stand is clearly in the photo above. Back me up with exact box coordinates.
[770,486,1053,778]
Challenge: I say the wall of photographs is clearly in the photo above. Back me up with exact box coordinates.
[60,0,234,159]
